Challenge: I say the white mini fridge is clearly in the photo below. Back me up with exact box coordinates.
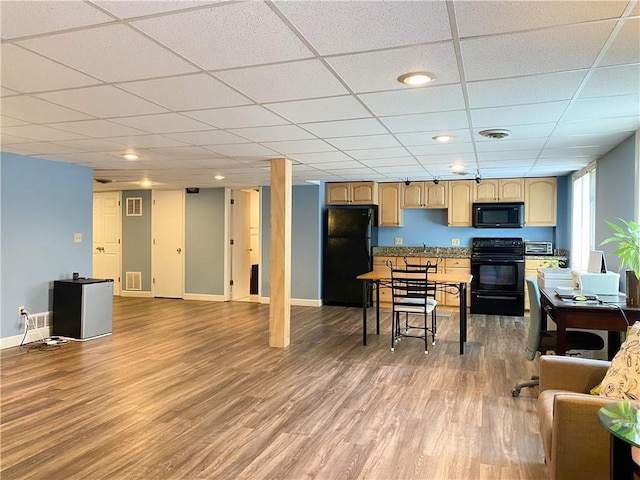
[53,278,114,339]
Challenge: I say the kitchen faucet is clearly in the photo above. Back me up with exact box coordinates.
[422,243,427,253]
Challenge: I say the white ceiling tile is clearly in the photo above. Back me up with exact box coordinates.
[478,159,534,168]
[540,145,615,157]
[1,133,30,145]
[0,116,28,127]
[218,60,348,103]
[109,134,189,149]
[327,43,460,93]
[361,157,418,168]
[36,86,168,118]
[467,71,587,109]
[262,139,336,155]
[205,143,278,157]
[600,18,640,66]
[306,160,364,170]
[189,158,253,168]
[47,119,148,137]
[3,142,84,156]
[461,22,615,81]
[110,113,214,134]
[18,24,197,83]
[327,135,400,150]
[2,124,88,142]
[454,1,628,37]
[546,131,634,148]
[1,95,92,123]
[380,110,469,134]
[346,147,410,160]
[163,130,248,145]
[396,129,473,146]
[471,101,569,127]
[1,1,113,40]
[301,118,387,138]
[118,73,251,111]
[134,159,203,170]
[267,96,371,123]
[562,94,640,121]
[54,138,136,152]
[373,165,430,175]
[132,2,313,70]
[408,142,475,156]
[579,64,640,98]
[93,1,219,19]
[183,105,288,129]
[1,87,19,97]
[229,125,315,143]
[477,150,540,162]
[416,153,477,164]
[273,0,451,55]
[1,45,100,93]
[148,146,229,160]
[359,84,466,116]
[554,116,640,136]
[476,137,548,152]
[288,151,355,164]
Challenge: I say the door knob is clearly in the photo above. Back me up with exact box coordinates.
[177,248,182,254]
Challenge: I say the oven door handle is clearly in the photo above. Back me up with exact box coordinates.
[476,294,521,300]
[472,258,524,263]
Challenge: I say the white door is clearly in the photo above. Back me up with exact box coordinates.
[231,190,252,301]
[153,190,184,298]
[93,191,121,295]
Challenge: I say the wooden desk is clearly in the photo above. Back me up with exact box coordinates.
[356,271,472,354]
[540,288,640,359]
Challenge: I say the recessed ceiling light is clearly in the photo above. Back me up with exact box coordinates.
[214,174,225,180]
[432,134,455,143]
[139,179,152,188]
[123,153,139,161]
[450,164,466,174]
[397,71,435,86]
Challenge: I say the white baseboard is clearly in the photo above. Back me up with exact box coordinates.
[183,294,225,302]
[120,290,153,298]
[1,327,51,349]
[259,297,321,307]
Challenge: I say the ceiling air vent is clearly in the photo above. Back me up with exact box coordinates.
[94,178,112,184]
[478,129,511,139]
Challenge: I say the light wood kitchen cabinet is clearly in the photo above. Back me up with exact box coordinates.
[474,178,524,202]
[443,258,471,306]
[326,181,378,205]
[373,256,396,305]
[525,177,557,226]
[402,181,448,208]
[448,180,474,226]
[524,258,547,310]
[378,183,403,227]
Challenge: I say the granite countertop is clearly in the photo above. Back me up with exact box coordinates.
[373,246,570,261]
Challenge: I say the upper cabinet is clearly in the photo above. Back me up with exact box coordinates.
[448,180,474,226]
[525,177,557,226]
[402,181,448,208]
[378,183,403,227]
[474,178,524,202]
[326,181,378,205]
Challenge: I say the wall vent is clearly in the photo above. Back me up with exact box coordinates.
[125,272,142,290]
[126,197,142,216]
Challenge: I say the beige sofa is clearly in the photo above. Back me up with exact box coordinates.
[538,355,617,480]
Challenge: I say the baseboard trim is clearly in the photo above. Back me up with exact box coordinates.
[1,327,52,349]
[183,294,225,302]
[259,297,321,307]
[120,290,153,298]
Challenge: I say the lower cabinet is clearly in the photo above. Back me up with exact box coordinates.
[443,258,471,306]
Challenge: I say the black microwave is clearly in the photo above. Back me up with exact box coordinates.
[472,202,524,228]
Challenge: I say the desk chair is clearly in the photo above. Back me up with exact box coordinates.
[390,264,436,354]
[512,277,605,396]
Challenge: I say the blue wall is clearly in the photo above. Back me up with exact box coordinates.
[261,184,322,300]
[185,188,225,295]
[122,190,152,291]
[1,153,93,338]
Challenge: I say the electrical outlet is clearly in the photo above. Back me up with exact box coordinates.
[394,237,403,245]
[18,305,25,316]
[451,238,460,246]
[74,233,82,243]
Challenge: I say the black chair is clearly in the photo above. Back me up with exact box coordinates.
[403,257,439,336]
[389,263,436,354]
[512,277,605,396]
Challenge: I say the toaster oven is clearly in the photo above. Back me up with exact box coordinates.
[524,241,553,254]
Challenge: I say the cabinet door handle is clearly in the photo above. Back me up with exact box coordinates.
[177,248,182,254]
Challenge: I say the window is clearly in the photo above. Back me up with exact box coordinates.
[126,197,142,216]
[571,163,596,270]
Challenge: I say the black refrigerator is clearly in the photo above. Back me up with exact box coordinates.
[323,206,378,306]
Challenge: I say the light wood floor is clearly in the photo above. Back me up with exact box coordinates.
[1,297,547,480]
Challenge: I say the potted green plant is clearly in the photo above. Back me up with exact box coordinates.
[600,218,640,306]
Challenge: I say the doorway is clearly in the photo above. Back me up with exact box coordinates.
[230,189,260,302]
[152,190,184,298]
[93,191,121,295]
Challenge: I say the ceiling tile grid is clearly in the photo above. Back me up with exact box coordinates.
[0,0,637,190]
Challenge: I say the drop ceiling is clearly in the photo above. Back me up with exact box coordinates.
[1,0,639,191]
